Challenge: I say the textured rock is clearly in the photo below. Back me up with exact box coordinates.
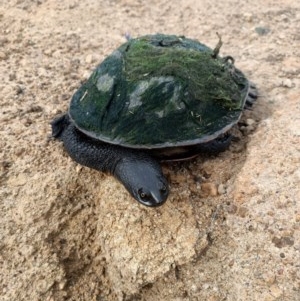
[95,179,202,298]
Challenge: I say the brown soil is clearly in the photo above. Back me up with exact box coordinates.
[1,0,299,300]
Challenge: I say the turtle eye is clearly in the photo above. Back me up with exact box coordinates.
[138,189,146,199]
[161,185,167,192]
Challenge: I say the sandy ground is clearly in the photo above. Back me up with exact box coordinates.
[0,0,299,300]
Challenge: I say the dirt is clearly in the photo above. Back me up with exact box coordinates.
[0,0,299,300]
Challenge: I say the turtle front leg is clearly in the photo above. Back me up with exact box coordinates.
[51,114,169,207]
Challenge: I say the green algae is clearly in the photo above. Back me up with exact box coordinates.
[69,34,249,147]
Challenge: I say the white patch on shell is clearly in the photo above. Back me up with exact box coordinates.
[96,74,115,92]
[128,81,148,109]
[155,80,184,118]
[128,76,176,110]
[155,110,164,118]
[169,84,183,109]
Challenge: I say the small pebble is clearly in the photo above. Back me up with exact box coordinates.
[247,221,257,231]
[82,70,91,80]
[0,51,7,60]
[9,73,16,81]
[189,183,200,193]
[282,78,293,88]
[202,283,210,290]
[15,85,24,95]
[246,118,255,126]
[38,67,48,77]
[85,54,94,64]
[262,271,276,285]
[43,48,53,56]
[255,26,270,36]
[272,236,294,248]
[59,280,67,290]
[201,182,218,196]
[217,184,226,194]
[7,174,27,186]
[226,204,237,214]
[243,13,253,22]
[237,206,248,217]
[269,285,283,298]
[172,173,187,184]
[14,147,25,157]
[240,124,255,135]
[76,165,83,173]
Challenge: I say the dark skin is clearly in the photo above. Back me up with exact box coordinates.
[51,114,236,207]
[51,114,169,207]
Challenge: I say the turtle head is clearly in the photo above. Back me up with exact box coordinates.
[114,155,169,207]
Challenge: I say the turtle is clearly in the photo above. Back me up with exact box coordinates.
[51,33,257,207]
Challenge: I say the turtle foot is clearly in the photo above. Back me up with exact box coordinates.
[245,83,258,109]
[197,134,233,155]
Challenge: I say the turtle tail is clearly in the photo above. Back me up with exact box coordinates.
[51,114,70,140]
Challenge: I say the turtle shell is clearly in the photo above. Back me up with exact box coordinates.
[69,34,249,149]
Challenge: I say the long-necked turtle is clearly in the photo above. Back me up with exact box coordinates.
[51,33,257,207]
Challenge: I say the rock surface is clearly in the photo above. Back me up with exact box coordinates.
[0,0,299,300]
[95,178,202,297]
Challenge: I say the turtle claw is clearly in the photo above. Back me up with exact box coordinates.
[246,95,256,105]
[249,83,258,97]
[244,104,253,110]
[245,82,258,109]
